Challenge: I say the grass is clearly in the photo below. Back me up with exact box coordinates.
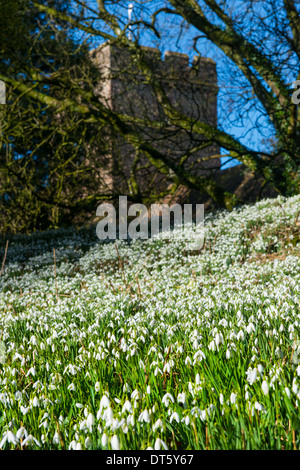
[0,194,300,449]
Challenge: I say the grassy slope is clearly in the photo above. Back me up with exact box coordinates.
[0,194,300,450]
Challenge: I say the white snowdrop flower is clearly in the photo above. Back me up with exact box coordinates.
[230,393,237,404]
[14,391,22,401]
[257,364,264,375]
[177,392,187,407]
[248,368,258,385]
[53,432,60,444]
[0,431,19,448]
[154,367,163,376]
[285,387,291,399]
[226,349,231,359]
[138,410,151,423]
[95,382,101,393]
[296,366,300,376]
[170,412,180,423]
[16,427,28,440]
[245,391,251,400]
[254,402,265,412]
[75,442,82,450]
[20,406,30,415]
[86,413,95,431]
[32,397,40,407]
[163,363,171,373]
[67,383,76,392]
[122,400,133,414]
[85,437,92,449]
[26,367,36,377]
[261,380,269,395]
[219,394,224,405]
[196,373,201,385]
[215,333,223,346]
[111,435,120,450]
[237,330,244,341]
[152,418,163,432]
[246,323,255,334]
[123,383,130,393]
[21,434,41,447]
[103,407,114,426]
[99,395,110,413]
[101,434,108,447]
[114,398,121,404]
[75,403,84,409]
[162,393,175,407]
[292,380,298,395]
[184,415,190,425]
[185,355,192,365]
[131,389,140,400]
[154,438,168,450]
[208,340,216,351]
[146,385,151,394]
[68,440,77,450]
[146,447,154,450]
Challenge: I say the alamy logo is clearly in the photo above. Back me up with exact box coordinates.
[292,80,300,105]
[96,196,205,250]
[0,80,6,104]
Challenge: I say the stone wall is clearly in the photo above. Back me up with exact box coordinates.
[90,42,220,203]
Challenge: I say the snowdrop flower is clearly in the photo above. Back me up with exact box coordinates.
[21,434,41,447]
[246,323,255,334]
[257,364,264,375]
[170,412,180,423]
[285,387,291,399]
[226,349,231,359]
[95,382,101,393]
[16,427,28,440]
[20,406,30,415]
[75,403,84,409]
[146,385,151,394]
[248,368,258,385]
[111,435,120,450]
[154,438,168,450]
[99,395,110,413]
[152,418,164,432]
[254,402,265,412]
[68,440,77,450]
[86,413,95,432]
[219,393,224,405]
[53,432,60,444]
[177,392,187,408]
[122,400,133,414]
[0,431,19,448]
[85,437,92,448]
[261,380,269,395]
[162,393,175,407]
[230,393,237,404]
[185,355,192,365]
[68,383,76,392]
[101,434,108,447]
[26,367,36,377]
[138,410,151,423]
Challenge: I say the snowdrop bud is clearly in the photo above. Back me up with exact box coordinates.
[285,387,291,399]
[219,393,224,405]
[101,434,108,447]
[111,435,120,450]
[261,380,269,395]
[230,393,237,404]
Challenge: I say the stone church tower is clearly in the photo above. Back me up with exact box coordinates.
[90,42,220,204]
